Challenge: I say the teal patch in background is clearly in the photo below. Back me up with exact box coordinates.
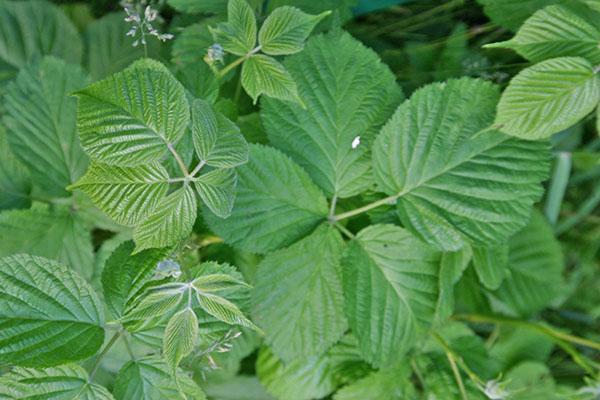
[353,0,413,15]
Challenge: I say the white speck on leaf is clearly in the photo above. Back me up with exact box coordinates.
[351,136,361,149]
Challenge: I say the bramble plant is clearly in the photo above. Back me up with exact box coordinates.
[0,0,599,399]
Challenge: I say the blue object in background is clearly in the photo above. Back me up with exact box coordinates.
[353,0,413,15]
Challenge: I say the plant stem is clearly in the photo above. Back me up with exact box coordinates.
[447,351,469,400]
[190,161,206,178]
[123,335,136,361]
[217,46,261,79]
[432,331,485,388]
[334,194,399,221]
[328,194,338,219]
[334,222,355,240]
[167,142,189,177]
[89,330,122,382]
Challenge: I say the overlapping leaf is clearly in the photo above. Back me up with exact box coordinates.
[0,128,30,210]
[195,168,238,218]
[163,308,198,374]
[209,0,257,56]
[241,54,302,105]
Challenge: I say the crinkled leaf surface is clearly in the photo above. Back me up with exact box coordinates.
[241,54,302,105]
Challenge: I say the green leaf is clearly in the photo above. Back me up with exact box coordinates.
[476,0,567,32]
[496,57,600,140]
[435,245,472,322]
[472,245,509,290]
[0,254,104,367]
[0,364,114,399]
[258,6,330,55]
[505,361,561,399]
[205,144,329,253]
[0,206,94,280]
[163,308,198,374]
[190,99,248,168]
[176,61,220,105]
[114,356,206,400]
[252,225,346,362]
[122,284,185,328]
[3,57,89,198]
[196,291,260,332]
[373,78,550,251]
[241,54,302,105]
[192,273,249,292]
[76,59,190,166]
[102,241,170,319]
[334,365,415,400]
[133,184,197,252]
[85,12,163,80]
[209,0,257,56]
[195,168,237,218]
[490,211,565,316]
[262,31,403,198]
[486,4,600,64]
[69,162,170,227]
[0,0,82,71]
[167,0,227,14]
[343,224,441,367]
[0,128,31,210]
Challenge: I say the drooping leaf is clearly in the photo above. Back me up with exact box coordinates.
[205,144,329,253]
[114,356,206,400]
[195,168,237,218]
[490,211,565,317]
[241,54,302,105]
[495,57,600,140]
[0,254,104,367]
[258,7,330,55]
[472,244,509,290]
[163,308,198,374]
[190,98,248,168]
[262,31,403,198]
[476,0,567,32]
[0,128,30,210]
[343,224,441,367]
[252,225,347,362]
[209,0,257,56]
[0,206,94,280]
[372,78,550,251]
[3,57,89,198]
[0,364,114,399]
[133,184,197,252]
[76,59,190,166]
[486,4,600,64]
[69,162,170,227]
[0,0,82,72]
[101,241,170,319]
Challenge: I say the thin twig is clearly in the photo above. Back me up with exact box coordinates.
[89,330,122,382]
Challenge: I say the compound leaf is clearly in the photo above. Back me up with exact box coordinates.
[209,0,257,56]
[241,54,302,105]
[195,168,237,218]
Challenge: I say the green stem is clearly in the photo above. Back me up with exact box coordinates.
[123,335,136,361]
[334,222,355,240]
[89,330,122,382]
[334,194,399,221]
[218,46,262,79]
[432,331,485,388]
[167,142,189,177]
[447,351,469,400]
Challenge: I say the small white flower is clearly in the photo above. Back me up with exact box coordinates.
[351,136,361,149]
[144,5,158,22]
[483,380,510,400]
[126,27,137,36]
[154,259,182,279]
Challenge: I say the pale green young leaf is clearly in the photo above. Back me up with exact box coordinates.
[495,57,600,140]
[0,206,94,280]
[195,168,237,218]
[163,308,198,374]
[209,0,257,56]
[196,291,261,332]
[192,273,250,292]
[133,184,197,252]
[0,128,30,210]
[258,6,330,55]
[472,244,509,290]
[373,78,550,251]
[76,59,190,166]
[0,254,104,367]
[0,364,114,399]
[3,57,89,198]
[490,211,565,317]
[0,0,82,71]
[252,225,346,362]
[241,54,302,105]
[122,284,185,326]
[190,99,248,168]
[69,162,170,227]
[205,144,329,253]
[263,31,403,198]
[343,224,441,367]
[486,4,600,64]
[102,241,170,319]
[114,356,206,400]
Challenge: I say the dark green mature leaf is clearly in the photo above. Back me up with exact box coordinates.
[133,184,197,252]
[114,356,206,400]
[0,206,94,280]
[252,225,346,362]
[172,23,215,66]
[76,59,190,166]
[435,245,472,322]
[258,7,330,55]
[0,364,113,399]
[241,54,302,105]
[373,78,550,251]
[0,254,104,367]
[101,241,170,319]
[167,0,226,14]
[195,168,237,218]
[476,0,567,32]
[0,0,82,71]
[206,144,329,253]
[3,57,89,198]
[490,211,565,316]
[0,129,30,210]
[343,224,441,367]
[334,365,415,400]
[263,31,403,198]
[495,57,600,140]
[209,0,257,56]
[486,4,600,64]
[70,162,170,227]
